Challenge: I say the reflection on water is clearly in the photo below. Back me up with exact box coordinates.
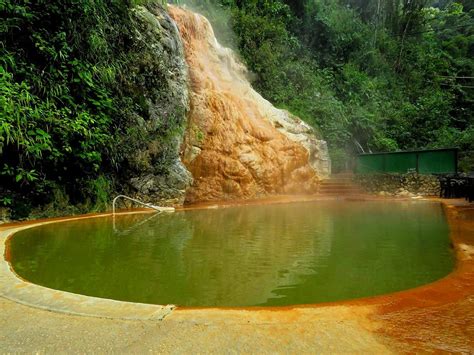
[10,201,454,306]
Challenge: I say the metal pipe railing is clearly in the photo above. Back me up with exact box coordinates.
[113,210,162,235]
[112,195,175,215]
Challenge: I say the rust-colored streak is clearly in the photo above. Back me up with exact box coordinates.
[367,204,474,353]
[176,201,474,353]
[4,237,11,262]
[168,7,320,204]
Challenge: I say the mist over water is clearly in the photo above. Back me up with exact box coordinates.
[175,1,238,50]
[10,201,454,306]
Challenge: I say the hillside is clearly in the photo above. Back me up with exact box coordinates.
[188,0,473,169]
[1,0,472,219]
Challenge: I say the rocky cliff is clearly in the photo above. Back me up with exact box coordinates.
[169,6,330,204]
[123,5,193,205]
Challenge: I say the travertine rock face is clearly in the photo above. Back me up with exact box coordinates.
[169,6,330,204]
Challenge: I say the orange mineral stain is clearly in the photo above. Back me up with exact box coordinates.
[169,7,326,204]
[368,203,474,353]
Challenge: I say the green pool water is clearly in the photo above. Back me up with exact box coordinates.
[9,200,455,307]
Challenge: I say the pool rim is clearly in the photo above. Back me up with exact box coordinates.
[0,198,468,320]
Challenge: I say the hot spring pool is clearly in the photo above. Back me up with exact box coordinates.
[8,200,455,307]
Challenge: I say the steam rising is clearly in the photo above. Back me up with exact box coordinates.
[169,6,330,203]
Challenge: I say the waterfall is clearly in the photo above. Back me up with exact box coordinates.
[169,6,330,204]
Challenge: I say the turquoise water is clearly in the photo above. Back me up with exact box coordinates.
[9,200,455,307]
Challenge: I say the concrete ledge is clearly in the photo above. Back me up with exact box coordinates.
[0,216,175,321]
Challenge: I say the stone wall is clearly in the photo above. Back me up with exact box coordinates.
[354,173,441,197]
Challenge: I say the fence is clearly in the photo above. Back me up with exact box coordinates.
[356,148,458,174]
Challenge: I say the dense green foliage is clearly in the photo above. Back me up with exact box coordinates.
[0,0,472,218]
[0,0,186,218]
[187,0,473,171]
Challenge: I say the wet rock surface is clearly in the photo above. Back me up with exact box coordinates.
[169,7,329,204]
[129,158,193,206]
[122,5,192,205]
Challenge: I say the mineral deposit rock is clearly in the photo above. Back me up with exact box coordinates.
[169,6,330,204]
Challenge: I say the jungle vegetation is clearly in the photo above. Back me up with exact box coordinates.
[1,0,473,217]
[189,0,473,170]
[1,0,187,217]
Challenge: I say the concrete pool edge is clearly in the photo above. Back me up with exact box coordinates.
[0,198,471,323]
[0,213,175,321]
[364,199,474,352]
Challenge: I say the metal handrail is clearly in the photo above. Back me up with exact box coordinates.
[112,194,175,215]
[113,210,162,235]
